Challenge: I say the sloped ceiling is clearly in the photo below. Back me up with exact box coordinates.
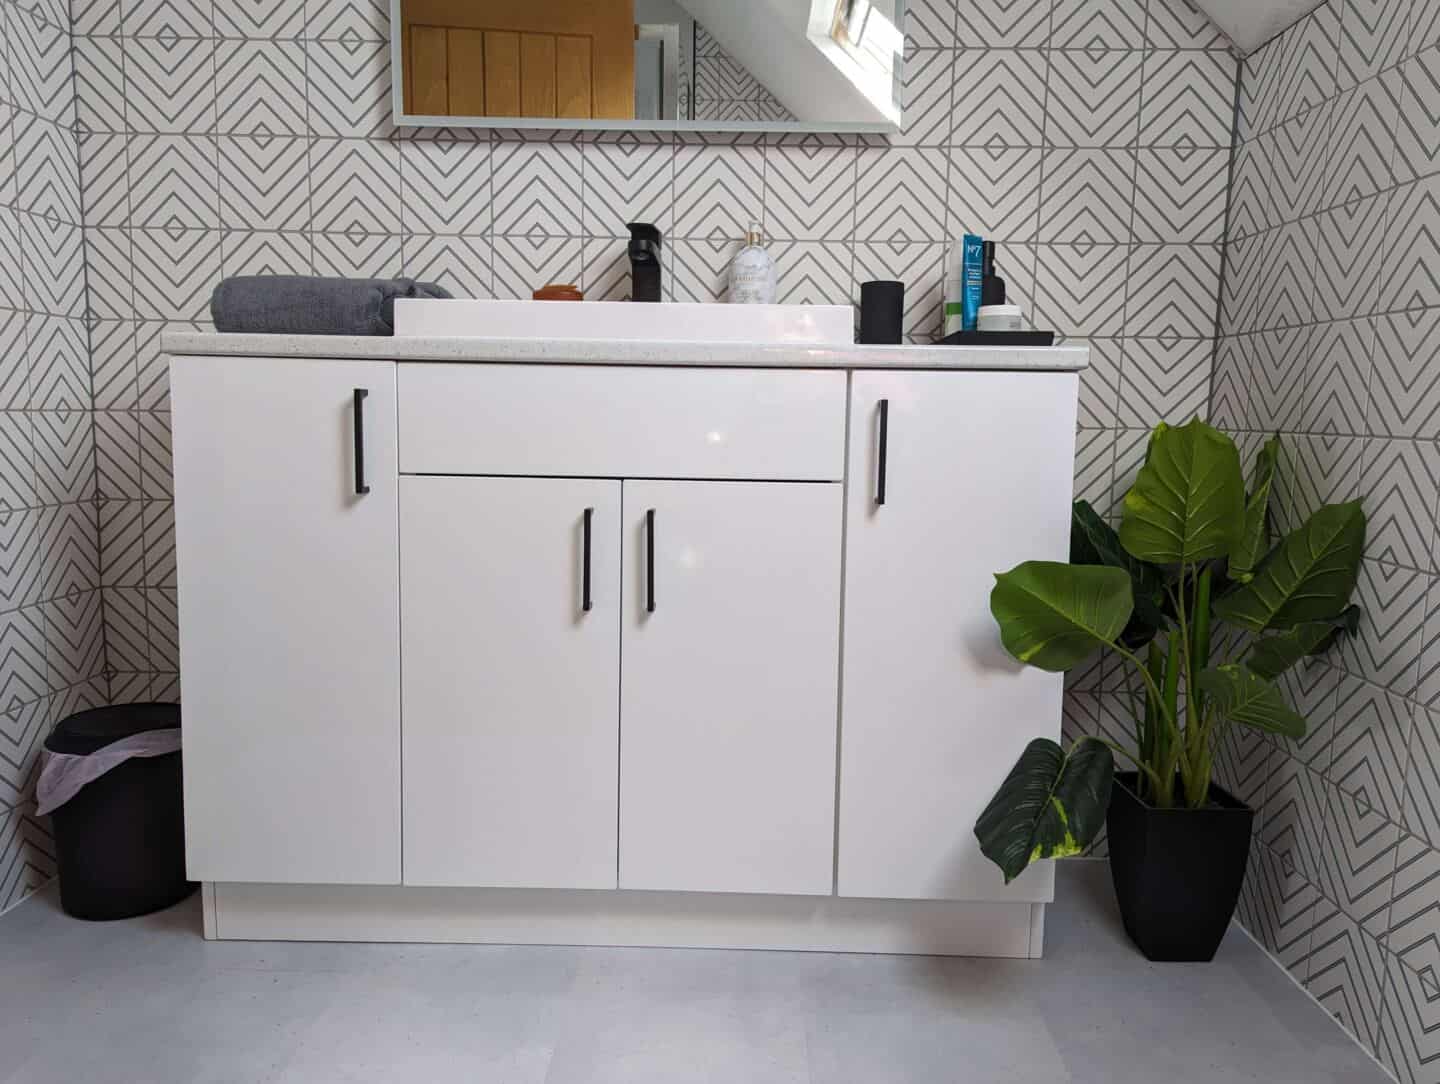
[1191,0,1328,53]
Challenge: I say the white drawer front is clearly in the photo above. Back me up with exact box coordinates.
[398,364,847,480]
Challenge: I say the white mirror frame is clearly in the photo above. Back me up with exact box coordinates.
[388,0,905,135]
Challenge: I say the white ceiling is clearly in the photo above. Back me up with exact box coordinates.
[1190,0,1328,53]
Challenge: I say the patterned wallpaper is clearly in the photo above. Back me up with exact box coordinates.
[1219,0,1440,1080]
[691,26,795,124]
[0,0,107,914]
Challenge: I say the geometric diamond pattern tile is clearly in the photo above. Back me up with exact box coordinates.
[37,501,100,601]
[217,135,312,233]
[1336,0,1410,91]
[130,229,221,323]
[1291,433,1365,522]
[1250,326,1314,432]
[671,237,741,304]
[306,39,393,139]
[764,140,854,241]
[493,138,585,238]
[214,41,307,137]
[305,0,388,41]
[309,140,400,235]
[1312,191,1393,322]
[1039,149,1136,244]
[43,590,105,691]
[1387,831,1440,970]
[1259,221,1318,331]
[1305,906,1389,1050]
[1270,102,1334,224]
[310,231,402,280]
[1032,244,1130,337]
[142,501,175,589]
[1378,949,1440,1084]
[1382,175,1440,314]
[769,241,852,307]
[0,509,43,615]
[1124,244,1222,338]
[1325,76,1403,210]
[1050,0,1146,49]
[1407,705,1440,849]
[945,147,1041,241]
[1117,337,1212,425]
[854,148,947,245]
[1045,51,1141,148]
[1305,318,1375,436]
[1,806,54,913]
[32,410,95,506]
[891,48,953,148]
[73,36,127,135]
[15,115,82,225]
[399,139,493,237]
[127,135,219,231]
[25,316,89,413]
[1395,47,1440,185]
[220,230,313,279]
[1330,675,1415,823]
[1147,0,1230,49]
[491,236,582,301]
[1133,147,1228,244]
[122,37,217,135]
[101,587,149,674]
[9,16,74,126]
[403,234,491,300]
[1239,842,1328,973]
[1342,560,1430,696]
[1209,335,1252,431]
[1227,138,1279,242]
[1271,2,1340,124]
[98,498,145,589]
[1263,756,1332,884]
[20,215,84,318]
[954,0,1051,46]
[950,50,1047,146]
[1138,50,1236,148]
[1358,438,1440,570]
[0,699,47,810]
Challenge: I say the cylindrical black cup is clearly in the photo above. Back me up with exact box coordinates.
[859,280,904,344]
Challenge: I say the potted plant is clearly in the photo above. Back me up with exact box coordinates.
[973,418,1366,962]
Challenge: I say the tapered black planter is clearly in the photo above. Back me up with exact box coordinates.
[1107,773,1254,962]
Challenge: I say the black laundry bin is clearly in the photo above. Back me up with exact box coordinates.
[44,703,196,920]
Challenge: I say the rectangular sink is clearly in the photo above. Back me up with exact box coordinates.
[393,300,855,346]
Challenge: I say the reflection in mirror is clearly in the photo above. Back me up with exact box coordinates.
[393,0,905,132]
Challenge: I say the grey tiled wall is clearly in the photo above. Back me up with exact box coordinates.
[1219,0,1440,1079]
[0,0,107,914]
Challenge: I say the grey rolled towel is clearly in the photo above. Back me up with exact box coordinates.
[210,275,454,336]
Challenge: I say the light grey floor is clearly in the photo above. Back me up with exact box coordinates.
[0,862,1387,1084]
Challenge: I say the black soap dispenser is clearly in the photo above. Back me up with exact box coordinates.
[980,241,1006,306]
[627,222,663,303]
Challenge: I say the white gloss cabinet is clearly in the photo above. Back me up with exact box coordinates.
[173,357,401,885]
[837,371,1079,902]
[400,476,621,889]
[617,481,843,896]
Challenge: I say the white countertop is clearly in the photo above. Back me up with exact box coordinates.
[161,333,1089,371]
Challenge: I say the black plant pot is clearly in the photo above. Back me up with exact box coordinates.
[1106,772,1254,962]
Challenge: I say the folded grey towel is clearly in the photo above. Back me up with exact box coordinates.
[210,275,454,336]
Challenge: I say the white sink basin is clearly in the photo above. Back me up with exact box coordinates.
[393,300,855,346]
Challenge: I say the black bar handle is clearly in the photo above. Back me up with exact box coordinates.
[645,509,656,614]
[582,507,594,613]
[875,398,889,506]
[353,388,370,496]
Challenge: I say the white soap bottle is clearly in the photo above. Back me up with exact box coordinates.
[729,221,777,304]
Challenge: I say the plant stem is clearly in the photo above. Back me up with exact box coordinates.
[1097,739,1165,791]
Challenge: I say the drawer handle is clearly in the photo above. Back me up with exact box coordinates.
[353,388,371,496]
[646,509,656,614]
[582,507,594,613]
[875,398,889,506]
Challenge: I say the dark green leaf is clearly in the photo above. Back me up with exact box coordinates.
[1230,436,1280,583]
[1246,607,1361,680]
[1213,502,1366,632]
[1197,665,1306,739]
[975,738,1114,884]
[990,562,1133,672]
[1119,418,1246,565]
[1070,500,1167,647]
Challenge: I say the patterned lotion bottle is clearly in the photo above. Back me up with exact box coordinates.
[729,221,777,304]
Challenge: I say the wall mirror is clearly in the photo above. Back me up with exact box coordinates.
[390,0,906,133]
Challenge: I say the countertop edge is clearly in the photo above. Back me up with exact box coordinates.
[160,333,1090,371]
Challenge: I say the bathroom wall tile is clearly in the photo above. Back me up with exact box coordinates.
[399,139,492,236]
[0,507,43,614]
[20,215,84,318]
[1329,675,1416,820]
[1148,0,1231,48]
[219,137,311,232]
[579,239,659,303]
[1272,0,1341,123]
[853,242,941,339]
[1216,722,1276,819]
[404,235,492,300]
[945,147,1041,241]
[1323,74,1403,210]
[491,138,584,238]
[1268,104,1334,225]
[1291,433,1365,521]
[1050,0,1145,48]
[671,238,741,304]
[25,317,86,415]
[137,411,171,501]
[305,0,388,41]
[135,321,183,410]
[1264,756,1334,884]
[1123,244,1222,339]
[763,140,855,242]
[0,211,21,316]
[1281,662,1343,773]
[1382,176,1440,314]
[854,148,946,245]
[101,587,148,672]
[1378,948,1440,1082]
[892,48,953,148]
[146,587,178,672]
[1406,705,1440,848]
[769,241,852,308]
[1038,149,1135,244]
[1251,325,1314,432]
[1210,336,1252,431]
[1304,317,1375,435]
[1138,50,1236,149]
[1336,0,1412,91]
[124,0,213,36]
[0,310,26,412]
[8,13,72,126]
[122,37,217,134]
[1076,338,1121,430]
[1341,560,1429,696]
[215,42,308,137]
[1044,50,1141,149]
[1132,148,1227,244]
[954,0,1050,46]
[1357,438,1440,570]
[31,410,95,506]
[14,115,81,225]
[1310,192,1392,324]
[1370,310,1440,437]
[305,39,393,139]
[0,413,36,515]
[214,0,305,39]
[82,227,134,319]
[78,133,131,229]
[0,698,46,811]
[1387,831,1440,967]
[38,502,100,599]
[130,228,221,323]
[142,501,175,589]
[92,409,141,500]
[1257,220,1318,332]
[97,498,145,588]
[0,605,47,711]
[127,135,220,230]
[1393,46,1440,184]
[72,0,121,36]
[309,139,400,235]
[950,50,1048,146]
[1032,244,1129,337]
[1304,906,1389,1049]
[491,236,582,301]
[1411,0,1440,59]
[1116,337,1212,427]
[1238,38,1286,142]
[904,0,957,47]
[43,590,104,691]
[72,36,127,135]
[1240,842,1329,974]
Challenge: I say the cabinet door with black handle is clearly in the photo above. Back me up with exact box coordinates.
[172,356,401,885]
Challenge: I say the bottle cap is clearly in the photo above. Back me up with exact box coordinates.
[746,220,764,246]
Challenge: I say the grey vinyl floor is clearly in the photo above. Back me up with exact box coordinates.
[0,861,1388,1084]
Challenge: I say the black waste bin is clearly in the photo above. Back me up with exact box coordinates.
[44,703,196,920]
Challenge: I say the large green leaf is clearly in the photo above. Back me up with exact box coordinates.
[990,562,1133,672]
[1246,606,1361,680]
[1230,436,1280,584]
[1197,665,1306,739]
[1213,502,1366,632]
[1119,418,1246,565]
[1070,499,1167,647]
[975,738,1114,884]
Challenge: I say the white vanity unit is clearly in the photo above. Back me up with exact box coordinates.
[164,303,1085,957]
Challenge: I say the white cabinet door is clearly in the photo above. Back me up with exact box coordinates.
[173,356,401,884]
[618,481,842,896]
[838,371,1079,902]
[401,477,621,889]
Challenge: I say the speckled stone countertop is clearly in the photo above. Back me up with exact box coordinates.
[161,333,1089,371]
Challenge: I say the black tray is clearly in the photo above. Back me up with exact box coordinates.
[938,330,1056,347]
